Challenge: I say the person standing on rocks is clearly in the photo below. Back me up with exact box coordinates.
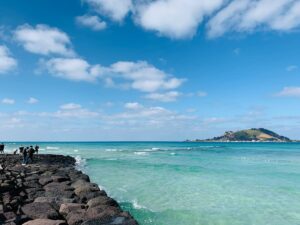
[0,143,4,154]
[19,146,24,154]
[22,148,28,165]
[34,145,39,154]
[28,146,35,163]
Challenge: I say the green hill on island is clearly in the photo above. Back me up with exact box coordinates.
[191,128,292,142]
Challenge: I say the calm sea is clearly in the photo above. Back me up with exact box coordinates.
[4,142,300,225]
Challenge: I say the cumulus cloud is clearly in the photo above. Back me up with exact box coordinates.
[207,0,300,38]
[81,0,300,39]
[43,58,184,95]
[0,45,17,74]
[60,103,82,110]
[276,87,300,97]
[135,0,224,39]
[14,24,75,56]
[145,91,181,102]
[2,98,15,105]
[109,61,184,92]
[27,97,39,104]
[84,0,132,21]
[125,102,143,110]
[43,58,104,82]
[76,15,107,31]
[41,103,100,119]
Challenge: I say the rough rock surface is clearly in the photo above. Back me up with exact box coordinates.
[0,154,139,225]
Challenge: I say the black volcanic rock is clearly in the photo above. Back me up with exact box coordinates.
[0,154,139,225]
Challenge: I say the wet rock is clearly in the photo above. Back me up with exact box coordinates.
[87,196,119,208]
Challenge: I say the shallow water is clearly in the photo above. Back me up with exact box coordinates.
[4,142,300,225]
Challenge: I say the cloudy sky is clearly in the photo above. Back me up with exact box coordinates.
[0,0,300,141]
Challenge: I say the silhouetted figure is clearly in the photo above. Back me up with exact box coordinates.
[13,149,18,155]
[34,145,39,154]
[28,146,35,163]
[22,149,28,165]
[0,143,4,154]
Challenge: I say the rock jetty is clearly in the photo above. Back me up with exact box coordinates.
[0,154,138,225]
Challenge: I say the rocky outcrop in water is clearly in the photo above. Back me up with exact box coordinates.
[0,154,138,225]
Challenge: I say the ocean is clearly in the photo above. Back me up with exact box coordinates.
[3,142,300,225]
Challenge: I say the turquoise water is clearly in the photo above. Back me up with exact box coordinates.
[4,142,300,225]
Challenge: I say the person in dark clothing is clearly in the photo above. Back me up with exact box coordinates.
[28,146,35,163]
[34,145,39,154]
[22,148,28,165]
[0,143,4,154]
[19,146,24,154]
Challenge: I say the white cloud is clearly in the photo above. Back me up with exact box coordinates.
[60,103,82,110]
[41,103,100,118]
[0,45,17,74]
[276,87,300,97]
[43,58,183,94]
[270,2,300,31]
[14,24,75,56]
[135,0,224,39]
[145,91,181,102]
[2,98,15,105]
[43,58,104,82]
[207,0,300,38]
[82,0,300,39]
[125,102,143,110]
[27,97,39,104]
[84,0,132,21]
[109,61,184,92]
[76,15,107,31]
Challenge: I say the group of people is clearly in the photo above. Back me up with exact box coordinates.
[16,145,39,165]
[0,143,40,165]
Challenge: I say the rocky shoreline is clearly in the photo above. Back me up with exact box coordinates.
[0,154,139,225]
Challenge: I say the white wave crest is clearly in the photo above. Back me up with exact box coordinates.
[46,146,59,150]
[75,155,86,170]
[134,152,149,156]
[132,200,147,210]
[105,149,118,152]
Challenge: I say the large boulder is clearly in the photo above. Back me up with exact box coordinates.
[87,196,119,208]
[34,197,75,210]
[44,182,75,198]
[51,175,69,183]
[59,203,86,217]
[21,202,60,219]
[44,182,74,191]
[66,210,86,225]
[39,177,53,186]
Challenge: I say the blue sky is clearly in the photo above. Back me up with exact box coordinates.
[0,0,300,141]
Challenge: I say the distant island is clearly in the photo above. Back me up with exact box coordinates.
[187,128,297,142]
